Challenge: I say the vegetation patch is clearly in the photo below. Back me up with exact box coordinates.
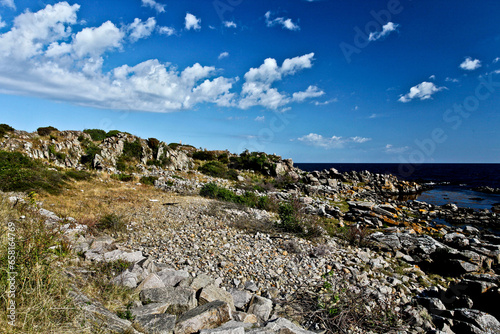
[200,183,274,211]
[111,173,134,182]
[198,161,238,180]
[140,175,158,186]
[117,138,142,172]
[37,126,58,136]
[0,123,14,137]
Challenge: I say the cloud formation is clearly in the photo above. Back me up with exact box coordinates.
[218,52,229,59]
[141,0,165,13]
[459,57,481,70]
[297,133,371,149]
[223,21,237,28]
[368,22,399,41]
[292,85,324,102]
[384,144,409,154]
[128,17,156,42]
[158,26,175,36]
[0,0,15,9]
[398,81,446,102]
[185,13,201,30]
[265,11,300,31]
[239,53,317,109]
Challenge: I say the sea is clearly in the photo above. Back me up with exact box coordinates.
[294,163,500,212]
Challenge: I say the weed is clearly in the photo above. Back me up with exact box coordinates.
[111,173,134,182]
[98,213,127,233]
[140,176,158,186]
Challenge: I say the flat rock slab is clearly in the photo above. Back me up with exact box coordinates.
[265,318,317,334]
[112,270,138,288]
[140,287,197,315]
[136,273,166,292]
[104,249,145,263]
[247,296,273,322]
[230,290,253,310]
[131,302,170,318]
[453,308,500,333]
[134,313,176,334]
[199,284,235,311]
[157,268,190,287]
[174,300,232,334]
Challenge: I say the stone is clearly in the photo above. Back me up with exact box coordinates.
[157,268,190,287]
[134,313,176,334]
[233,312,258,324]
[416,297,447,315]
[449,260,480,274]
[190,274,215,291]
[112,270,138,288]
[131,302,170,318]
[136,273,165,292]
[200,320,249,334]
[244,281,259,292]
[453,308,500,333]
[265,318,316,334]
[139,287,197,315]
[199,284,235,311]
[174,301,232,334]
[247,295,273,321]
[230,289,253,310]
[103,249,145,263]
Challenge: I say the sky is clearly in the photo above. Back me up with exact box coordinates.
[0,0,499,163]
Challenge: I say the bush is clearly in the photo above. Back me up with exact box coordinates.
[192,151,216,161]
[199,183,275,211]
[84,129,107,141]
[98,213,127,232]
[198,161,238,180]
[278,201,303,233]
[230,150,278,175]
[168,143,180,150]
[37,126,58,136]
[111,173,134,182]
[80,140,101,168]
[140,176,158,186]
[122,139,142,160]
[0,123,14,137]
[0,151,68,194]
[106,130,121,138]
[65,169,93,181]
[48,144,66,162]
[147,137,160,155]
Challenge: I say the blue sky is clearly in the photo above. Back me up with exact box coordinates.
[0,0,499,163]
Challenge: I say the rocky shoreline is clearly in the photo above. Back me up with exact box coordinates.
[2,128,500,333]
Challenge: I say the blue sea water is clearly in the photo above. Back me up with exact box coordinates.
[294,163,500,211]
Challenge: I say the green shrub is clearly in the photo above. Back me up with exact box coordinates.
[106,130,121,138]
[48,144,66,162]
[278,202,303,233]
[168,143,180,150]
[83,129,107,141]
[98,213,127,232]
[65,169,93,181]
[0,123,14,137]
[111,173,134,182]
[80,141,101,168]
[192,151,216,161]
[198,161,238,180]
[0,151,68,194]
[147,138,160,157]
[140,176,158,186]
[37,126,58,136]
[199,183,275,211]
[229,150,278,175]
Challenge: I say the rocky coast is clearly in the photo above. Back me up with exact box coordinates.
[1,127,499,334]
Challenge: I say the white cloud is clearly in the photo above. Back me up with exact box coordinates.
[128,17,156,42]
[398,81,446,103]
[141,0,165,13]
[445,77,459,83]
[223,21,237,28]
[297,133,371,149]
[254,116,265,122]
[73,21,124,57]
[0,0,15,10]
[314,98,338,106]
[185,13,201,30]
[368,113,378,119]
[429,74,435,80]
[493,57,500,64]
[385,144,409,154]
[218,51,229,59]
[158,26,175,36]
[460,57,481,70]
[292,85,324,102]
[0,16,5,29]
[239,53,315,109]
[265,11,300,31]
[368,22,399,41]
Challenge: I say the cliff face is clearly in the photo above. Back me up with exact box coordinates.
[0,130,193,172]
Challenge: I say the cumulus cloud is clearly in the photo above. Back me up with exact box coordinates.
[265,11,300,31]
[385,144,409,154]
[158,26,175,36]
[218,51,229,59]
[141,0,165,13]
[398,81,446,103]
[128,17,156,42]
[0,16,6,29]
[239,53,317,109]
[0,3,322,113]
[368,22,399,41]
[297,133,371,149]
[223,21,237,28]
[445,77,459,83]
[460,57,481,70]
[185,13,201,30]
[493,57,500,64]
[314,98,338,106]
[292,85,324,102]
[1,0,15,9]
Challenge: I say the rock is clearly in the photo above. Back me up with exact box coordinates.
[247,295,273,321]
[131,302,170,318]
[416,297,447,315]
[265,317,316,334]
[449,260,480,274]
[189,274,215,291]
[157,268,190,287]
[103,249,145,263]
[139,287,197,315]
[199,284,235,311]
[135,273,165,292]
[230,289,253,310]
[233,312,258,324]
[453,309,500,333]
[244,281,259,292]
[112,270,138,288]
[174,300,232,334]
[134,313,176,334]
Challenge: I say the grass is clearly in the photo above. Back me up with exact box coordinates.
[199,183,275,211]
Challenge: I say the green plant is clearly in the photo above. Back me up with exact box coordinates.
[65,169,93,181]
[147,138,160,158]
[98,213,127,232]
[37,126,58,136]
[106,130,121,138]
[140,176,158,186]
[0,123,14,137]
[198,161,238,180]
[84,129,107,141]
[48,144,66,162]
[278,201,303,233]
[193,150,217,161]
[199,183,275,211]
[80,139,101,168]
[111,173,134,182]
